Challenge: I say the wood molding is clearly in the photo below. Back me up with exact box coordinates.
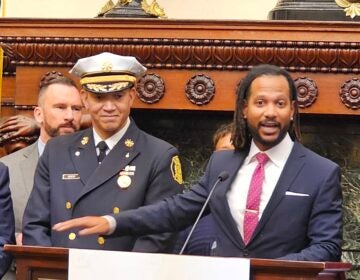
[0,18,359,115]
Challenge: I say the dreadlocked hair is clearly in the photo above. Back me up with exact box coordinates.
[232,64,301,152]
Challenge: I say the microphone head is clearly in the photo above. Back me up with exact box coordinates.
[218,171,229,181]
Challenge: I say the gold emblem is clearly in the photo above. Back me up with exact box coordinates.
[117,175,132,189]
[81,137,89,145]
[102,61,113,72]
[69,232,76,240]
[65,202,72,209]
[98,236,105,245]
[124,139,134,148]
[113,207,120,214]
[170,155,183,185]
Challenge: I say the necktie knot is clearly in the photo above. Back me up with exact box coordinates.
[97,141,108,163]
[97,141,108,152]
[256,153,269,166]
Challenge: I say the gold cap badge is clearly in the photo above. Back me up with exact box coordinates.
[124,139,134,148]
[171,155,183,185]
[81,136,89,145]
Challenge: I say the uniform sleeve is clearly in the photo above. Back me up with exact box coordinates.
[0,164,15,278]
[22,146,52,246]
[132,146,184,252]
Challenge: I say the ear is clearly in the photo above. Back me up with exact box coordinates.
[290,100,295,120]
[80,89,89,110]
[33,106,44,124]
[128,88,136,107]
[242,100,248,119]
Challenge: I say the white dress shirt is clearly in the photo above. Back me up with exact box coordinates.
[93,117,131,156]
[226,133,294,239]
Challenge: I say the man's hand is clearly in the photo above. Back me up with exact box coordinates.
[53,216,110,236]
[0,115,40,139]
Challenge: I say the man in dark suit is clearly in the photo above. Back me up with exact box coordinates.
[0,162,15,278]
[53,64,342,261]
[23,52,183,252]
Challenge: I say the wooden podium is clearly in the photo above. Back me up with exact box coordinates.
[5,245,351,280]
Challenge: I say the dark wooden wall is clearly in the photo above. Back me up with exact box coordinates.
[0,18,359,118]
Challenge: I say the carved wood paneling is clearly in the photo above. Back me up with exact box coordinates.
[1,37,360,75]
[0,18,359,115]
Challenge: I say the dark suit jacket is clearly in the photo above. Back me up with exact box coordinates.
[113,142,342,261]
[172,214,217,255]
[23,121,183,252]
[0,163,15,278]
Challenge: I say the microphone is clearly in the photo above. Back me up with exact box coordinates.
[179,171,229,255]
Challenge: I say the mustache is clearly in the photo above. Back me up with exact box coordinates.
[58,122,77,130]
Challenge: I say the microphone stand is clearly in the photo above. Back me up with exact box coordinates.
[179,171,229,255]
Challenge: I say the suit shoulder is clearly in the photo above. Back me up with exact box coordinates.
[138,130,175,150]
[0,142,36,165]
[297,143,339,170]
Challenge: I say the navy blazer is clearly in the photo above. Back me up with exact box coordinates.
[113,142,342,261]
[0,163,15,278]
[23,121,183,252]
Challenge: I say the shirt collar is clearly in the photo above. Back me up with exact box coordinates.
[93,117,131,151]
[37,138,46,156]
[246,133,294,167]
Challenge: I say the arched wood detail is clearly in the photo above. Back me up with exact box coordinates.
[136,73,165,104]
[294,77,318,108]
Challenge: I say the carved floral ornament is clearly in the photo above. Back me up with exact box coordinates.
[339,78,360,110]
[185,74,215,105]
[293,77,318,108]
[136,73,165,104]
[335,0,360,18]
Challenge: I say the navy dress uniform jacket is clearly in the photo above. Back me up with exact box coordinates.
[23,121,183,252]
[112,142,342,261]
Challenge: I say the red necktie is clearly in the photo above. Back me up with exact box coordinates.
[243,153,269,245]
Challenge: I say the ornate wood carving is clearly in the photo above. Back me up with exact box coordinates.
[340,78,360,110]
[1,37,360,75]
[136,73,165,104]
[185,74,215,105]
[294,77,318,108]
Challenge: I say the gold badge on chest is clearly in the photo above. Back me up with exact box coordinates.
[117,175,132,189]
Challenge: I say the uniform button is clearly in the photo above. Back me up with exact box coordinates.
[243,249,249,257]
[98,237,105,245]
[113,207,120,214]
[66,202,72,209]
[69,232,76,240]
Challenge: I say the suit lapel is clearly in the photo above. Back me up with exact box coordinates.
[251,142,306,242]
[70,129,99,186]
[74,123,141,203]
[211,151,248,249]
[19,142,39,196]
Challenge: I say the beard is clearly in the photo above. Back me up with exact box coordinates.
[247,119,290,150]
[44,122,78,138]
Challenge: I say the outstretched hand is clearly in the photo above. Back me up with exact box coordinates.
[53,216,110,236]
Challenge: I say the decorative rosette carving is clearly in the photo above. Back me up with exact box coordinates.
[136,73,165,104]
[185,74,215,105]
[339,78,360,110]
[294,77,318,108]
